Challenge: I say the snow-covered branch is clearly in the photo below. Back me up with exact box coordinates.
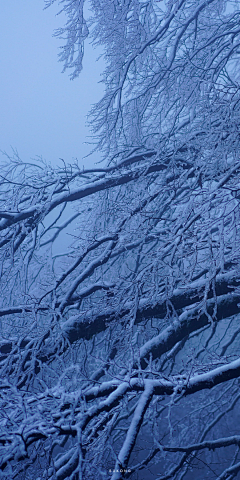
[2,1,240,478]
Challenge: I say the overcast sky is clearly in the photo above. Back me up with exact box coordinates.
[0,1,104,169]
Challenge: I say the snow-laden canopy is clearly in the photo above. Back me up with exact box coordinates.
[1,1,240,478]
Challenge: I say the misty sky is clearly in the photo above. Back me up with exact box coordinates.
[0,1,104,169]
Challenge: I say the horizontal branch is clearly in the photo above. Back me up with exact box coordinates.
[1,271,239,374]
[162,435,240,454]
[74,357,240,402]
[63,269,240,344]
[0,157,189,232]
[2,358,240,474]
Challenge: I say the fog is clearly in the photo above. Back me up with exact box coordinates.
[0,0,104,169]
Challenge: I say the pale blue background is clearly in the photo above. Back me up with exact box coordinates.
[0,1,104,169]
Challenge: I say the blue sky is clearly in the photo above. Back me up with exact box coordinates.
[0,1,104,169]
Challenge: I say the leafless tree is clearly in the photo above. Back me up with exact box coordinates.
[1,1,240,479]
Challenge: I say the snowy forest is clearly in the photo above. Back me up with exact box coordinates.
[1,0,240,478]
